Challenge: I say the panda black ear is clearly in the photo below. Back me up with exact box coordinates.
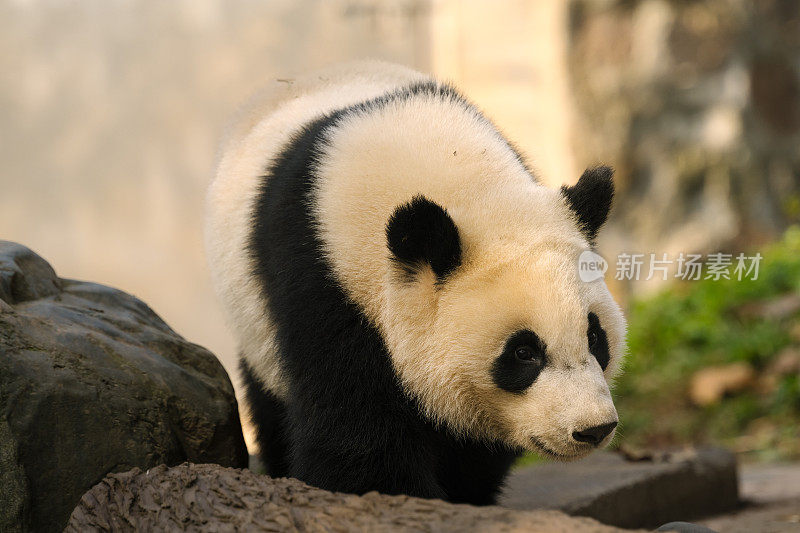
[560,166,614,243]
[386,195,462,281]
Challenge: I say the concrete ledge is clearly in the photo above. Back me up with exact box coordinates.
[501,448,739,529]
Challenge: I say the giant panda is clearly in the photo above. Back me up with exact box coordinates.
[205,60,626,505]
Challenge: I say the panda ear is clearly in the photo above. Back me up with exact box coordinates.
[560,166,614,243]
[386,195,462,281]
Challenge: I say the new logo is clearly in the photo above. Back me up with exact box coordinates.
[578,250,608,282]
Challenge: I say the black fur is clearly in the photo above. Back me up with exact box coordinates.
[560,166,614,243]
[491,329,547,393]
[587,312,610,370]
[247,85,519,504]
[386,195,462,281]
[240,360,290,477]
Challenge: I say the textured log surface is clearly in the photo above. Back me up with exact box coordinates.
[67,463,639,532]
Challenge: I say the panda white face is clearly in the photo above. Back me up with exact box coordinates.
[380,168,625,457]
[384,245,624,458]
[442,250,623,457]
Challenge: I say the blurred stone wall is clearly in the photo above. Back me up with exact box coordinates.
[0,0,574,450]
[569,0,800,295]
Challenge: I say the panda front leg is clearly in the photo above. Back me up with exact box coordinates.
[285,403,448,500]
[239,359,291,477]
[436,436,520,505]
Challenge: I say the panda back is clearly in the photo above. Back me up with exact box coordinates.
[205,61,429,398]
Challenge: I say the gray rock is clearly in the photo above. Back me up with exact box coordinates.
[66,463,642,532]
[501,448,739,529]
[0,241,248,532]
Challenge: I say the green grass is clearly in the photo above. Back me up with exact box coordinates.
[614,226,800,460]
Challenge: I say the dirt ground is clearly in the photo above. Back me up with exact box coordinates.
[699,464,800,532]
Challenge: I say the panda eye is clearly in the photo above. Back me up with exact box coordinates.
[492,330,547,393]
[514,345,536,361]
[587,312,610,371]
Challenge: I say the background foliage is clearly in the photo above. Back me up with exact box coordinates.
[615,227,800,461]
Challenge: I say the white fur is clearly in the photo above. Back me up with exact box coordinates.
[205,61,427,398]
[206,61,626,456]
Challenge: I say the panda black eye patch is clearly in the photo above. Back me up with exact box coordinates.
[587,312,610,370]
[491,330,547,394]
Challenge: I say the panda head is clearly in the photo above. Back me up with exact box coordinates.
[383,166,625,459]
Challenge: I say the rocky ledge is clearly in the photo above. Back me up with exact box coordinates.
[0,241,247,532]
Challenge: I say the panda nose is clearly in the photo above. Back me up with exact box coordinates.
[572,421,617,446]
